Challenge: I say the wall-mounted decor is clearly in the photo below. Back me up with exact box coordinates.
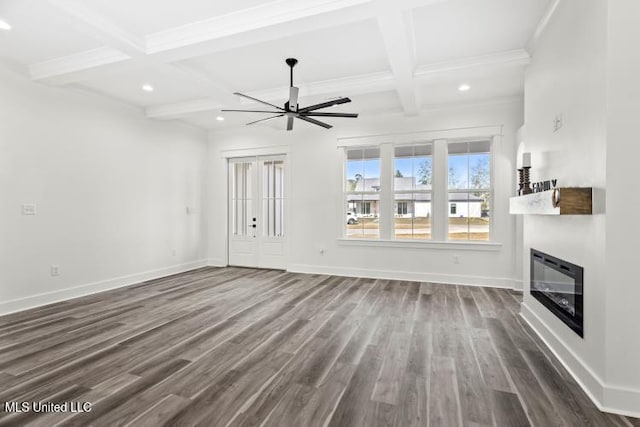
[509,187,592,215]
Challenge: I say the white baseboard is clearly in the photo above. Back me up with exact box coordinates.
[0,260,208,317]
[287,263,519,290]
[521,302,640,418]
[207,258,227,267]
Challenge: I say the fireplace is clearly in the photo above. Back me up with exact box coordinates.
[530,249,584,337]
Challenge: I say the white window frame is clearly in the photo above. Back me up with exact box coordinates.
[338,127,501,249]
[392,142,433,240]
[446,140,493,241]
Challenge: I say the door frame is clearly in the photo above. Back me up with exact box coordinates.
[222,146,290,269]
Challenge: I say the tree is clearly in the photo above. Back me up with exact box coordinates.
[448,166,461,188]
[348,173,363,191]
[417,158,432,185]
[469,155,490,211]
[395,169,404,178]
[470,155,490,189]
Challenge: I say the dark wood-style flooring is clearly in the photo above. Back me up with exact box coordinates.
[0,267,638,426]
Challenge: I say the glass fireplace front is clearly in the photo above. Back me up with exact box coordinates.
[530,249,584,337]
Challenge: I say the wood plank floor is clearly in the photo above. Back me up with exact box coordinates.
[0,267,638,426]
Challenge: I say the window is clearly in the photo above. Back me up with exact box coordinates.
[345,147,381,238]
[394,144,432,240]
[448,141,491,241]
[397,202,409,215]
[342,137,493,243]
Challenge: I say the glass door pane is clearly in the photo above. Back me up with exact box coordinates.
[231,161,253,236]
[262,160,284,237]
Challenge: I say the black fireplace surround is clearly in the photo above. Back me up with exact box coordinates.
[530,249,584,337]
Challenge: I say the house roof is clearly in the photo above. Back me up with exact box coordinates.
[348,177,484,202]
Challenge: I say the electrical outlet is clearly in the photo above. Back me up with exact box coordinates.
[453,255,460,264]
[22,204,36,215]
[50,265,60,276]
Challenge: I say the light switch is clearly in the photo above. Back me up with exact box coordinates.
[22,204,36,215]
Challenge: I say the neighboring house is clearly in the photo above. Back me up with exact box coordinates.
[347,177,484,218]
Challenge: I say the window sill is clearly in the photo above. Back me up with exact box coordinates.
[336,238,502,251]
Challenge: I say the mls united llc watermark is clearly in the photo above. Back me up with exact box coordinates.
[3,401,92,413]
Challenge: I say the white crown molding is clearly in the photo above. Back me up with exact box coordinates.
[419,94,523,113]
[336,124,503,147]
[414,49,530,80]
[29,47,131,83]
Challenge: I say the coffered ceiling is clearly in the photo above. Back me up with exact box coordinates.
[0,0,556,130]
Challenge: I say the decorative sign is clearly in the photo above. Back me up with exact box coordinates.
[532,179,558,193]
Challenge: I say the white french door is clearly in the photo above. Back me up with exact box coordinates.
[228,155,287,269]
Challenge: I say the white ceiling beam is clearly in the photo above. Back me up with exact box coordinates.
[143,47,527,120]
[145,71,395,119]
[374,2,419,115]
[146,0,373,56]
[45,0,145,57]
[30,0,376,84]
[527,0,560,54]
[146,99,224,120]
[249,71,396,102]
[30,0,447,84]
[29,47,131,83]
[414,49,530,80]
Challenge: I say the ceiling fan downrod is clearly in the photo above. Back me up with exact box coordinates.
[285,57,298,87]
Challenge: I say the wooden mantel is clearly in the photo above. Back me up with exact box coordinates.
[509,187,592,215]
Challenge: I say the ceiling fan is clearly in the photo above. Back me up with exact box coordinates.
[221,58,358,131]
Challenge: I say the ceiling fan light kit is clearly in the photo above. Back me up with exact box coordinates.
[221,58,359,131]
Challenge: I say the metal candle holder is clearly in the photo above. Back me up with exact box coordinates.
[517,168,524,196]
[522,166,532,194]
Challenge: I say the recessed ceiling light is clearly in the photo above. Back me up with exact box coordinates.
[458,84,471,92]
[216,116,225,121]
[0,20,11,31]
[142,84,154,92]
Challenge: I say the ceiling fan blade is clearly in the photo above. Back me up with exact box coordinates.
[246,114,284,126]
[233,92,285,111]
[300,112,358,118]
[286,116,294,131]
[298,97,351,113]
[289,86,299,111]
[221,109,283,113]
[296,115,333,129]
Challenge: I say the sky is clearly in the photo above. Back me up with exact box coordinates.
[346,154,490,189]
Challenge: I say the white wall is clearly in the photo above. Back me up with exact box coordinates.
[207,99,523,288]
[0,64,208,314]
[604,0,640,413]
[521,0,640,416]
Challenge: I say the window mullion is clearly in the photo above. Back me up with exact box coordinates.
[432,139,448,241]
[379,143,394,240]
